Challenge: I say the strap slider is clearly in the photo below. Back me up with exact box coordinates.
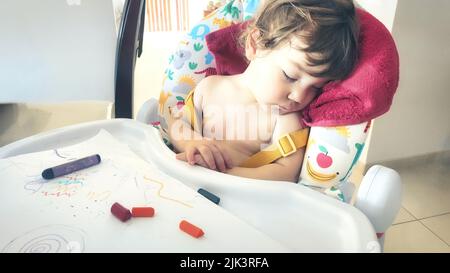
[277,133,297,157]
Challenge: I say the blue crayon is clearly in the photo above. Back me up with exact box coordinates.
[197,188,220,205]
[42,154,101,180]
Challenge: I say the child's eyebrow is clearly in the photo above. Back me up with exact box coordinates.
[289,60,306,73]
[289,60,324,77]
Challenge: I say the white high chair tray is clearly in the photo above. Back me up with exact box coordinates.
[0,119,378,252]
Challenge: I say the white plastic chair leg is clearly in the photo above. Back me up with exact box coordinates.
[355,165,402,249]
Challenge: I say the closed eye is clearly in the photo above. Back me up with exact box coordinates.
[313,80,331,94]
[311,86,324,95]
[312,85,321,92]
[282,70,297,83]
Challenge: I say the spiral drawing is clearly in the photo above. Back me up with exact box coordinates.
[2,225,86,253]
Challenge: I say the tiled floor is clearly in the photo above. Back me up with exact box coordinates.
[375,152,450,253]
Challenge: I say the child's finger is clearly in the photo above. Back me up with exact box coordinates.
[185,146,198,165]
[194,154,208,168]
[197,145,216,170]
[175,152,188,162]
[176,152,208,168]
[223,151,234,169]
[208,145,226,172]
[213,143,233,169]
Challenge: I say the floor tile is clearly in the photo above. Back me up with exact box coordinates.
[421,213,450,245]
[393,207,416,225]
[381,154,450,219]
[384,221,450,253]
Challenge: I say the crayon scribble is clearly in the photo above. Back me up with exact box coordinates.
[143,176,193,208]
[38,173,86,198]
[53,149,76,161]
[2,225,86,253]
[24,178,45,194]
[86,190,112,202]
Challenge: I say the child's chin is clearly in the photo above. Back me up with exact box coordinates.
[279,107,303,115]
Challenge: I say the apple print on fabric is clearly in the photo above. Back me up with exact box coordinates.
[317,145,333,168]
[175,96,185,110]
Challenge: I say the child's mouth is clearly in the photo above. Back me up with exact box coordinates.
[279,106,292,114]
[280,104,296,112]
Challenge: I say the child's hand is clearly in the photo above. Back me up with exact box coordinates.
[175,140,233,172]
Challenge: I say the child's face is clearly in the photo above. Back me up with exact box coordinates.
[247,37,330,114]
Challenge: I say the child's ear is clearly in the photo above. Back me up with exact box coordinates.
[245,28,260,61]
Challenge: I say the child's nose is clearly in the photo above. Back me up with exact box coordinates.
[288,90,302,103]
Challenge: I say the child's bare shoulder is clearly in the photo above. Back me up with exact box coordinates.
[196,75,235,98]
[196,75,230,90]
[273,112,304,141]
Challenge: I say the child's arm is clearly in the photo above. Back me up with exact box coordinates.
[167,81,205,153]
[168,119,202,153]
[226,112,306,182]
[169,77,233,172]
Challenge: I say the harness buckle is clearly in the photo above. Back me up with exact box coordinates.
[277,133,297,157]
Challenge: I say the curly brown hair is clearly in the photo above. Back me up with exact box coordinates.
[240,0,359,80]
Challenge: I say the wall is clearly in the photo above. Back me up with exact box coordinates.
[355,0,397,31]
[366,0,450,163]
[0,0,117,103]
[0,0,117,147]
[133,32,184,117]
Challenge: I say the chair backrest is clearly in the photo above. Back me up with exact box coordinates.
[115,0,146,118]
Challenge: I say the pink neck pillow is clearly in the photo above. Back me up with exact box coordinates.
[205,8,400,126]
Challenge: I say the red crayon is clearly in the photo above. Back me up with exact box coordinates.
[111,202,132,222]
[132,207,155,217]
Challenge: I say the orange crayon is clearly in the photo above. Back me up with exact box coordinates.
[179,220,204,238]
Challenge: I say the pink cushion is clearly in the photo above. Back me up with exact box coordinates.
[205,21,249,76]
[205,9,400,126]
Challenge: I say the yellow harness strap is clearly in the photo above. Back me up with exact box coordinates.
[183,89,197,130]
[239,128,310,168]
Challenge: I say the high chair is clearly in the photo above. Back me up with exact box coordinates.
[137,0,402,251]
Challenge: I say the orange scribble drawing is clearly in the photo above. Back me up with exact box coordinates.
[143,176,193,208]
